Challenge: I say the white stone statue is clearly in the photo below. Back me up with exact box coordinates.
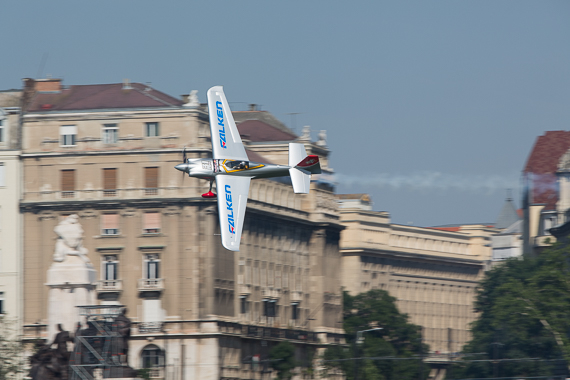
[316,130,327,147]
[184,90,200,108]
[47,214,96,340]
[53,214,92,265]
[299,125,311,141]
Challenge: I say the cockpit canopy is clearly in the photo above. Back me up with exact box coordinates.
[224,160,249,170]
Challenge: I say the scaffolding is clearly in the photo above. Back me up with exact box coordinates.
[69,305,134,380]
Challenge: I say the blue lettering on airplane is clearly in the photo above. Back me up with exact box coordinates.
[216,101,226,149]
[225,184,235,234]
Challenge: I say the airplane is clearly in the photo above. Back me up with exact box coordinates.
[174,86,321,251]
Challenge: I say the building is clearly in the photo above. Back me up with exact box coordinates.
[18,78,344,379]
[491,195,522,262]
[337,194,496,356]
[522,131,570,254]
[0,89,23,329]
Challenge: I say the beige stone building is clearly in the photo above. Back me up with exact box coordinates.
[19,79,344,379]
[0,89,23,330]
[337,194,496,355]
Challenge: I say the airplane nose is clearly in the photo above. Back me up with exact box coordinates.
[175,163,189,173]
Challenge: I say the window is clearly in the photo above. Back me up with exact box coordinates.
[141,345,164,372]
[144,254,160,279]
[61,169,75,198]
[102,214,119,236]
[240,296,248,315]
[0,292,3,314]
[102,124,118,144]
[103,168,117,197]
[146,122,160,137]
[0,163,4,187]
[0,118,4,142]
[291,302,299,320]
[143,212,161,234]
[144,167,158,195]
[103,255,118,280]
[263,299,277,317]
[60,125,77,146]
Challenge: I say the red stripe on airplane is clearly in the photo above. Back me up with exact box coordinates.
[296,155,319,167]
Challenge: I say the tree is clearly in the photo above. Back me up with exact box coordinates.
[0,315,26,380]
[450,242,570,379]
[324,289,428,380]
[269,341,296,380]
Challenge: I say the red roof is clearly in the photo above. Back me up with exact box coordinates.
[428,227,462,232]
[245,149,272,164]
[523,131,570,209]
[237,120,297,142]
[27,83,183,112]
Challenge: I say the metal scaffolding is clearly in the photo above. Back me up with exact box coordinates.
[69,305,132,380]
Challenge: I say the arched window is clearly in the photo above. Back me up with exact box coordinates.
[141,344,164,372]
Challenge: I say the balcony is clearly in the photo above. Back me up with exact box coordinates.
[96,280,123,293]
[138,278,164,293]
[262,288,280,300]
[290,291,303,302]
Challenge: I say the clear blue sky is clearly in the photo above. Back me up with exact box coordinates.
[2,1,569,226]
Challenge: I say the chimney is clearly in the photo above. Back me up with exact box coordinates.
[35,78,62,93]
[249,103,258,111]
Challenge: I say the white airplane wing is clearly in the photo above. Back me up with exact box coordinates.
[207,86,249,161]
[215,175,251,251]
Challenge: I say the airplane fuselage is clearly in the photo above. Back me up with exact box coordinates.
[175,158,292,181]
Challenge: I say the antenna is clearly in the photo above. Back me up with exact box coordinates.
[36,52,49,79]
[285,112,301,134]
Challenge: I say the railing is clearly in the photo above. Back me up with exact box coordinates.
[96,279,123,292]
[23,186,206,202]
[138,278,164,292]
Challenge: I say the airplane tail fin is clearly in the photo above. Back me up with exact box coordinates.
[288,143,321,194]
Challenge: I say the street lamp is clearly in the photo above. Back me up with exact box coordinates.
[356,327,383,345]
[355,328,383,380]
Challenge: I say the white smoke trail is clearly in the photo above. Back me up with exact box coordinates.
[335,171,519,193]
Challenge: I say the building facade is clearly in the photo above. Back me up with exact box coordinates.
[337,194,495,355]
[19,79,344,379]
[0,89,23,329]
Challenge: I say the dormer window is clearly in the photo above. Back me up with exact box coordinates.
[60,125,77,146]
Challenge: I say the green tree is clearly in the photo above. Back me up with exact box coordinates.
[0,315,26,380]
[449,242,570,379]
[269,341,296,380]
[324,289,428,380]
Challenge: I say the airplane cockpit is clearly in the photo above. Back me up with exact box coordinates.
[223,160,250,171]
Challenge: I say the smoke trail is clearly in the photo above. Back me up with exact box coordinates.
[335,171,519,193]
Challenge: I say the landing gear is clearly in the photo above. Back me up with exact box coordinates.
[202,180,217,198]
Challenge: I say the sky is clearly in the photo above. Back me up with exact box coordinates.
[1,1,569,227]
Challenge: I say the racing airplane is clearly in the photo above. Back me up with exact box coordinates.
[174,86,321,251]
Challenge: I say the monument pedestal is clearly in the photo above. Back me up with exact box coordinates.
[46,255,96,340]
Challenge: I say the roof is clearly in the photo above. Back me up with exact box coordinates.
[523,130,570,209]
[233,110,296,135]
[27,82,184,112]
[245,149,273,164]
[495,197,520,229]
[336,193,371,201]
[237,119,297,142]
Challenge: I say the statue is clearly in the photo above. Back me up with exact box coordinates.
[115,308,132,365]
[29,324,73,380]
[183,90,200,108]
[53,214,92,265]
[316,130,328,147]
[299,125,311,141]
[51,324,73,380]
